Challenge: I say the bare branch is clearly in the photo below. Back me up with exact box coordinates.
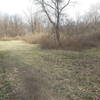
[43,1,55,10]
[60,0,71,12]
[41,0,55,26]
[51,0,56,5]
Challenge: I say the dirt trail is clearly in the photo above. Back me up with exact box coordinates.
[14,66,49,100]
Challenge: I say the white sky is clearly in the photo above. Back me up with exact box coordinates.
[0,0,99,19]
[0,0,30,15]
[66,0,100,20]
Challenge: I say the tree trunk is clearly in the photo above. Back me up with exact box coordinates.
[55,26,62,47]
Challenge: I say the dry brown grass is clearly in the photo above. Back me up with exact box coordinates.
[20,33,48,44]
[0,36,22,41]
[37,33,100,50]
[1,31,100,51]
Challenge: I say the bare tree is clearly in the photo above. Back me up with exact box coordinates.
[35,0,71,46]
[24,7,35,34]
[24,5,44,34]
[3,15,9,37]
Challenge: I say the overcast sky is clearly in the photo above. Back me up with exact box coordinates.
[0,0,99,19]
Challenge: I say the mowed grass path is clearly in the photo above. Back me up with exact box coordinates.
[0,41,100,100]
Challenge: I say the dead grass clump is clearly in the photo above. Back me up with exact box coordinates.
[38,33,100,50]
[62,35,98,50]
[39,34,61,49]
[21,33,47,44]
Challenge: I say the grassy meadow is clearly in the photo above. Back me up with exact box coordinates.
[0,41,99,100]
